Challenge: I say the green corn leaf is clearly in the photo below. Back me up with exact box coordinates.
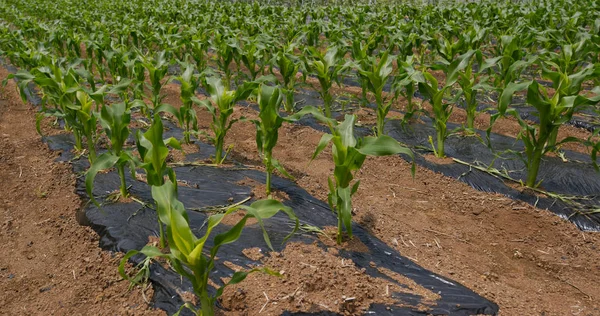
[337,186,353,237]
[498,81,532,115]
[357,135,413,157]
[272,158,294,180]
[85,152,119,205]
[211,215,249,254]
[311,134,334,161]
[215,267,280,298]
[337,115,357,148]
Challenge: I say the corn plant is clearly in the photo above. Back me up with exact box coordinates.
[141,51,171,115]
[490,35,533,94]
[74,90,99,162]
[104,44,134,85]
[419,51,475,157]
[496,64,600,187]
[453,50,496,131]
[392,55,425,120]
[85,101,136,203]
[199,76,257,165]
[417,74,452,158]
[212,32,239,90]
[189,34,209,73]
[434,33,467,64]
[270,43,301,113]
[349,38,371,107]
[310,112,413,244]
[304,45,348,118]
[251,85,295,196]
[355,51,394,136]
[239,36,267,81]
[120,180,298,316]
[131,56,147,102]
[136,114,181,188]
[157,62,201,144]
[136,114,182,247]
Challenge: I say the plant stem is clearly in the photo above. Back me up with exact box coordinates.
[224,70,231,91]
[214,114,229,164]
[265,153,272,196]
[526,146,544,187]
[436,124,446,158]
[376,94,384,137]
[546,126,559,150]
[199,288,214,316]
[87,136,96,163]
[466,91,477,129]
[526,124,551,187]
[285,90,294,113]
[406,85,414,113]
[336,205,343,245]
[214,144,223,165]
[323,91,332,118]
[466,109,475,129]
[117,164,128,198]
[360,81,368,107]
[185,119,191,144]
[73,129,83,151]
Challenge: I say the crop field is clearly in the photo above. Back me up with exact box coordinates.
[1,0,600,315]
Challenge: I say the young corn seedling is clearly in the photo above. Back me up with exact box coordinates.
[490,35,533,94]
[418,52,473,157]
[252,85,295,197]
[131,56,147,102]
[304,45,348,118]
[418,75,453,158]
[141,50,171,115]
[136,114,182,247]
[453,50,496,131]
[355,51,394,136]
[270,43,301,113]
[212,32,239,90]
[392,55,425,121]
[199,76,257,165]
[310,112,413,244]
[136,114,181,188]
[240,36,266,81]
[85,101,137,203]
[350,38,371,107]
[434,33,466,64]
[74,90,99,163]
[157,62,201,144]
[104,44,133,85]
[495,64,600,188]
[120,180,298,316]
[189,35,209,73]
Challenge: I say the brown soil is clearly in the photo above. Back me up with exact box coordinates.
[3,65,600,316]
[220,242,432,316]
[423,153,455,165]
[168,142,200,163]
[238,177,291,202]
